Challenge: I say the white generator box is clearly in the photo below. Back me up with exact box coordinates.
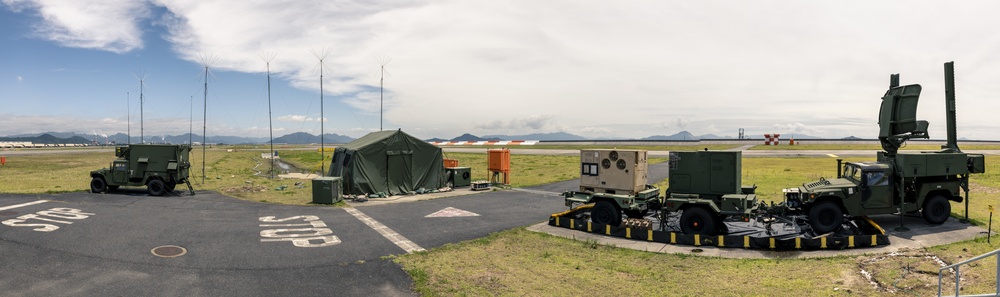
[579,149,648,195]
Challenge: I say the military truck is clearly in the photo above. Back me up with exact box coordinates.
[89,144,195,196]
[564,149,757,235]
[783,62,985,234]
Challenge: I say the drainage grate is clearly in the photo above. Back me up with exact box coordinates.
[151,245,187,258]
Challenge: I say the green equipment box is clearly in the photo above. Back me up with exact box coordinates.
[446,167,472,187]
[668,151,741,196]
[312,177,343,204]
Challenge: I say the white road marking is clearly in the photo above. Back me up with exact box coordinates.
[0,200,49,211]
[827,154,839,158]
[425,207,480,218]
[344,208,425,253]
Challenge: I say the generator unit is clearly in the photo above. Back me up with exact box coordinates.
[579,149,648,195]
[445,167,472,187]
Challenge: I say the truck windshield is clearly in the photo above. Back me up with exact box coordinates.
[844,165,862,181]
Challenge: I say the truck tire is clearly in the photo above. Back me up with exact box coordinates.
[591,201,622,226]
[147,179,167,196]
[680,206,717,235]
[921,195,951,225]
[808,201,843,234]
[90,177,107,193]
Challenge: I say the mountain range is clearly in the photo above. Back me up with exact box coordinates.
[4,130,844,145]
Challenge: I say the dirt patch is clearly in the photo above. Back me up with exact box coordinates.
[969,182,1000,195]
[856,248,953,294]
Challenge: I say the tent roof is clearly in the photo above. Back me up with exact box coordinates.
[340,130,402,150]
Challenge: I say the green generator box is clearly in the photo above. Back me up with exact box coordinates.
[668,151,741,196]
[446,167,472,187]
[312,177,343,204]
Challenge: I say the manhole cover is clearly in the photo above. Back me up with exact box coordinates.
[0,210,17,217]
[151,245,187,258]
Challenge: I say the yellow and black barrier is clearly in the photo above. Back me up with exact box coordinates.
[548,212,890,251]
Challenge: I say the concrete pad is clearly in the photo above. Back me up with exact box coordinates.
[345,187,492,207]
[276,172,318,179]
[527,214,989,259]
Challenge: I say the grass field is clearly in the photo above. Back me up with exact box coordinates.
[2,146,998,296]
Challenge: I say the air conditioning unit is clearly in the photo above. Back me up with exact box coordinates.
[579,149,648,195]
[312,177,343,204]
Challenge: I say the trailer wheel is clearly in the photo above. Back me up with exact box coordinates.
[680,206,717,235]
[90,177,107,193]
[591,201,622,226]
[808,201,843,234]
[147,179,167,196]
[921,195,951,225]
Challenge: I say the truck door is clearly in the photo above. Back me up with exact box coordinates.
[862,170,892,209]
[111,160,128,184]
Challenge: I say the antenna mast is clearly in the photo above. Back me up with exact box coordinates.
[189,95,193,145]
[127,91,131,145]
[377,57,390,131]
[202,65,208,184]
[264,55,275,179]
[320,57,325,176]
[140,78,144,143]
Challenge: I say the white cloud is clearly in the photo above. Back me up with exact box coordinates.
[277,114,325,122]
[16,75,22,82]
[7,1,1000,139]
[2,0,149,53]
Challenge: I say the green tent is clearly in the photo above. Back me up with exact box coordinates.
[328,129,445,196]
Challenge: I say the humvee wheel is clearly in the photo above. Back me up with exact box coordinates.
[147,179,167,196]
[808,201,843,234]
[591,201,622,226]
[90,177,107,193]
[921,195,951,225]
[680,206,717,235]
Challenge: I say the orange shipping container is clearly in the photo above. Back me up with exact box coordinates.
[488,148,510,172]
[443,158,459,168]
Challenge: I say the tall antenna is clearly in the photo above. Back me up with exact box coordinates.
[262,52,276,179]
[199,55,217,184]
[126,91,131,145]
[378,57,391,131]
[189,95,193,145]
[202,64,208,183]
[312,47,332,176]
[133,72,147,144]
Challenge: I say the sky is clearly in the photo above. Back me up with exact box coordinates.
[2,1,1000,141]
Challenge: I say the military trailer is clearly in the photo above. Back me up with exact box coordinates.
[782,62,985,234]
[89,144,194,196]
[564,149,757,235]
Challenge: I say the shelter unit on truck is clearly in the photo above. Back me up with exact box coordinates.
[89,144,194,196]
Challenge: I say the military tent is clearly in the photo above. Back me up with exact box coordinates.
[328,129,445,196]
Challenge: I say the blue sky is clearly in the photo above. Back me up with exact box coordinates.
[3,1,1000,140]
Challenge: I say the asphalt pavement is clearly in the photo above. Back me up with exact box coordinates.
[0,188,565,297]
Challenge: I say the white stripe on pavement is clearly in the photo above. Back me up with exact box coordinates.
[344,207,425,253]
[0,200,49,211]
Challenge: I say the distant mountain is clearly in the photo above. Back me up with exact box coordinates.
[842,136,862,140]
[642,131,698,141]
[481,132,587,141]
[0,133,90,144]
[446,133,506,141]
[697,134,734,139]
[426,137,448,142]
[271,132,354,144]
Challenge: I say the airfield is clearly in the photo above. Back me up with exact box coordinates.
[0,143,997,296]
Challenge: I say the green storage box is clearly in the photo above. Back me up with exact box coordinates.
[312,177,342,204]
